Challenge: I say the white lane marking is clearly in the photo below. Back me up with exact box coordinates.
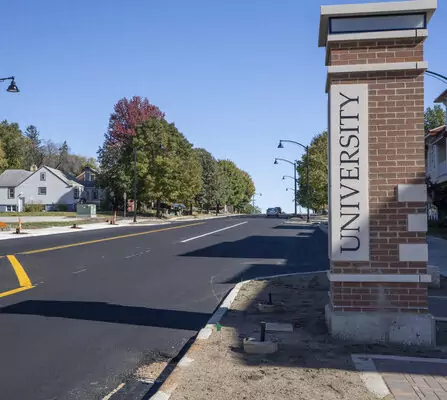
[125,249,151,259]
[72,268,87,275]
[180,221,248,243]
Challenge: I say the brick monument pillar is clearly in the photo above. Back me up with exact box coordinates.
[319,0,437,345]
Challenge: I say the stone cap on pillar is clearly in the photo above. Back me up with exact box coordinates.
[319,0,437,50]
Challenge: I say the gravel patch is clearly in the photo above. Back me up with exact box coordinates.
[170,274,378,400]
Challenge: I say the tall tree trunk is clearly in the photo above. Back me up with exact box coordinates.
[156,199,161,218]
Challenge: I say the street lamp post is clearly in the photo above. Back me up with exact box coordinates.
[0,76,19,93]
[278,140,310,223]
[274,157,297,216]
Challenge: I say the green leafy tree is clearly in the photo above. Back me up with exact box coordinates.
[218,160,245,209]
[216,160,255,213]
[297,131,328,212]
[98,96,166,208]
[134,119,202,214]
[194,148,220,211]
[0,120,25,169]
[214,161,230,214]
[0,141,8,173]
[23,125,44,169]
[425,105,446,133]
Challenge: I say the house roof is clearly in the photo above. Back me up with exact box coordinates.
[435,89,447,103]
[0,169,33,187]
[45,166,70,185]
[0,166,84,188]
[427,125,446,139]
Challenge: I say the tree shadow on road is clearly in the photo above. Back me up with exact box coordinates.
[0,300,210,331]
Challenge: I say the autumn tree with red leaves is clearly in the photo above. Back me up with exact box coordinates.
[106,96,165,145]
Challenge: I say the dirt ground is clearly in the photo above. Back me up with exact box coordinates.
[170,274,383,400]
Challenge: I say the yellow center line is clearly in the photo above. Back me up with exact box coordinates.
[17,222,205,256]
[0,286,33,299]
[7,255,33,287]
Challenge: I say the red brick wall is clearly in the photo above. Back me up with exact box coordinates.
[329,38,424,65]
[329,40,428,313]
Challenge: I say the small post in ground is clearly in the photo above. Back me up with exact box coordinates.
[260,322,266,342]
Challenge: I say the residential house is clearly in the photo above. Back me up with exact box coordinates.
[0,166,84,212]
[426,89,447,220]
[75,166,104,207]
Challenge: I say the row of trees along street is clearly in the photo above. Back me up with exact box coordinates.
[293,105,444,215]
[97,96,256,215]
[0,121,97,175]
[295,131,328,213]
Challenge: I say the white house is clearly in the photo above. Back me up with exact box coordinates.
[426,90,447,185]
[75,166,104,206]
[0,166,84,212]
[426,89,447,221]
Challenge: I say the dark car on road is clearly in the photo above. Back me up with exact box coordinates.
[266,207,281,217]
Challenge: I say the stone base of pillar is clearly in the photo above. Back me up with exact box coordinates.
[325,305,436,346]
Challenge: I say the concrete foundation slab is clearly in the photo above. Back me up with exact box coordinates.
[325,305,435,346]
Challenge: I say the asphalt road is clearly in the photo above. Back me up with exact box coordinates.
[0,216,329,400]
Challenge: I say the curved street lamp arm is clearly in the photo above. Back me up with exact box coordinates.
[274,157,296,167]
[0,76,14,82]
[279,139,308,150]
[426,70,447,84]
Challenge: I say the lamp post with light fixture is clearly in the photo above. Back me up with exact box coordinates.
[274,157,297,216]
[0,76,19,93]
[278,140,310,223]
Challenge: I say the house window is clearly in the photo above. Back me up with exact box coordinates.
[40,172,46,181]
[90,174,95,182]
[6,205,17,212]
[8,187,15,199]
[93,189,98,200]
[74,188,80,199]
[85,172,90,181]
[38,187,47,195]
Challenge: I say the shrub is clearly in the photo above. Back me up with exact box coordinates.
[25,203,45,213]
[55,204,69,212]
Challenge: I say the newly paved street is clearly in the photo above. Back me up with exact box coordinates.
[0,216,328,400]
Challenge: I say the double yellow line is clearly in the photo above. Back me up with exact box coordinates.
[0,222,205,299]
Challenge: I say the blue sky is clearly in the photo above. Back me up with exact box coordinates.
[1,0,445,212]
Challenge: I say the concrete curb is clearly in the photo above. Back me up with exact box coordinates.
[351,355,391,399]
[150,270,329,400]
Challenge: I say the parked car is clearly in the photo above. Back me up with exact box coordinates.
[266,207,280,217]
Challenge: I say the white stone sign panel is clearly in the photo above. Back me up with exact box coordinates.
[329,84,369,261]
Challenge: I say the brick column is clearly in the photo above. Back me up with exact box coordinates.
[319,0,437,345]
